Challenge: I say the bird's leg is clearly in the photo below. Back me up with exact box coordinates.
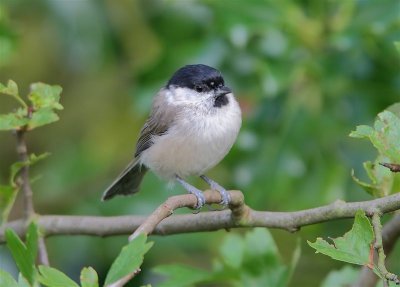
[200,175,231,207]
[175,175,206,210]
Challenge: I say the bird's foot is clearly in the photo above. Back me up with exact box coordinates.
[175,175,206,210]
[200,175,231,208]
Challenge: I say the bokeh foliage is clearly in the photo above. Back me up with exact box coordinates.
[0,0,399,286]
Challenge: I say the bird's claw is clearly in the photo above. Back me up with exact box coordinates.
[193,192,206,210]
[200,175,231,209]
[218,188,231,207]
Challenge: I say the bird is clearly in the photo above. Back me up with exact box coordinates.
[102,64,242,209]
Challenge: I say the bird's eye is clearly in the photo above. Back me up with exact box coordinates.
[195,85,203,92]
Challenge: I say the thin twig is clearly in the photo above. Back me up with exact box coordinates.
[353,213,400,287]
[380,162,400,173]
[371,213,399,285]
[14,129,50,266]
[1,190,400,242]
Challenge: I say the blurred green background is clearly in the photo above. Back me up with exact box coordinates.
[1,0,399,286]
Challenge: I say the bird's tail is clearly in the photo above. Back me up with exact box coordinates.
[102,159,148,201]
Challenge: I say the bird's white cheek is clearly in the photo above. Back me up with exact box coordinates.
[165,87,206,106]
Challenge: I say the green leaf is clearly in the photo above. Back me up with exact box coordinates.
[0,80,19,97]
[0,185,18,225]
[351,158,398,197]
[244,228,280,258]
[0,268,19,287]
[153,265,211,287]
[80,267,99,287]
[28,108,60,129]
[308,210,374,266]
[104,234,153,286]
[349,125,374,139]
[10,153,50,186]
[219,233,244,269]
[26,222,39,267]
[38,266,79,287]
[241,228,289,287]
[5,228,36,285]
[395,41,400,53]
[285,239,301,286]
[1,154,49,225]
[17,274,31,287]
[320,265,359,287]
[350,108,400,196]
[10,161,25,187]
[0,113,29,131]
[28,83,63,110]
[350,111,400,162]
[0,81,27,108]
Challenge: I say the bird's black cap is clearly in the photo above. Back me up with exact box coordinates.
[167,64,225,90]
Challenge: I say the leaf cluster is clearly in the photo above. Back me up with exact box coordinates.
[350,104,400,197]
[1,222,153,287]
[0,80,63,131]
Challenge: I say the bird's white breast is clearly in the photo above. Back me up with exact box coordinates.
[140,94,241,179]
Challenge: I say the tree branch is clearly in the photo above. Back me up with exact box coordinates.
[129,189,246,240]
[15,129,50,266]
[1,190,400,243]
[15,130,34,219]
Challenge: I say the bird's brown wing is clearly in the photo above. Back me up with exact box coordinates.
[135,89,177,157]
[102,89,177,200]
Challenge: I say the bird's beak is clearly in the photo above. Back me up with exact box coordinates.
[216,86,232,97]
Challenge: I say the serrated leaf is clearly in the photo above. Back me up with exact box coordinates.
[5,228,36,285]
[308,210,374,266]
[349,125,374,138]
[0,185,18,225]
[28,108,60,129]
[28,83,63,110]
[350,111,400,162]
[350,108,400,196]
[38,266,79,287]
[219,233,244,269]
[104,234,153,286]
[153,264,211,287]
[80,267,99,287]
[0,268,19,287]
[0,113,29,131]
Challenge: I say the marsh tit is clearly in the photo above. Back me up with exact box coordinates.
[102,64,242,209]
